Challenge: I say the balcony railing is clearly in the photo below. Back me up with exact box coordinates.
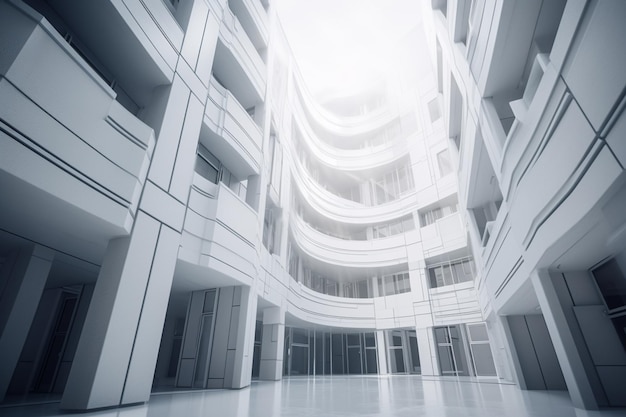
[290,216,408,269]
[218,6,266,100]
[204,76,263,177]
[292,102,412,171]
[1,2,154,229]
[228,0,269,49]
[180,176,258,285]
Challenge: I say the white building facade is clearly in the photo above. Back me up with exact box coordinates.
[0,0,623,413]
[430,0,626,410]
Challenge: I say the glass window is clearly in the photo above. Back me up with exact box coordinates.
[347,334,360,346]
[453,261,473,283]
[374,180,388,204]
[365,333,376,348]
[437,150,453,177]
[429,268,440,288]
[389,221,402,236]
[395,273,410,294]
[376,224,389,238]
[288,245,299,280]
[402,215,415,232]
[420,202,458,227]
[592,258,626,312]
[441,265,453,286]
[384,276,395,297]
[196,145,221,183]
[428,97,442,122]
[357,280,369,298]
[326,281,338,296]
[195,155,219,183]
[429,258,475,288]
[467,323,489,341]
[292,328,309,345]
[344,283,355,298]
[391,331,403,347]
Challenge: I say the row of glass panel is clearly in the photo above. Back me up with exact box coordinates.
[287,253,475,297]
[276,323,497,378]
[293,199,458,242]
[295,210,416,241]
[288,262,412,299]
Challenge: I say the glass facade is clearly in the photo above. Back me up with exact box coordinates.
[428,258,475,288]
[283,328,379,376]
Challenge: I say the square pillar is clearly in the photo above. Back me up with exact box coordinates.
[376,331,388,375]
[0,244,54,401]
[60,213,179,410]
[208,286,257,389]
[531,269,598,410]
[259,306,285,381]
[416,327,438,376]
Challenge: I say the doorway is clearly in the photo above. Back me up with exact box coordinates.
[385,329,420,374]
[33,290,80,393]
[434,325,470,376]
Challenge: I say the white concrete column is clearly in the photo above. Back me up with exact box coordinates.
[175,290,210,388]
[208,286,257,389]
[259,306,285,380]
[416,327,439,376]
[375,331,388,375]
[60,213,179,410]
[371,276,379,297]
[230,286,257,389]
[492,314,523,385]
[530,269,598,410]
[246,174,262,212]
[0,244,54,401]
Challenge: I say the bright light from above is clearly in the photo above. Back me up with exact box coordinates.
[275,0,424,102]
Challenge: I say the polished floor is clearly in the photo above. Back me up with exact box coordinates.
[1,376,624,417]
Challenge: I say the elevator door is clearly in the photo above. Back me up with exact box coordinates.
[507,315,566,390]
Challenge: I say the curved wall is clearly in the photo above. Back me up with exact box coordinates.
[292,101,413,171]
[290,216,409,271]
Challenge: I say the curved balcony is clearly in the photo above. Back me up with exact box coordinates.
[286,281,377,329]
[291,69,399,137]
[39,0,177,106]
[214,6,266,109]
[0,2,154,257]
[290,216,409,270]
[420,212,467,259]
[289,148,418,225]
[265,268,420,330]
[292,102,412,171]
[203,76,262,178]
[428,281,482,325]
[179,175,259,286]
[229,0,268,49]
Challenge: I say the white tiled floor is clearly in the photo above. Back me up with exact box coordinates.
[1,376,625,417]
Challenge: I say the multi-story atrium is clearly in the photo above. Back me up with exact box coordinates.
[0,0,625,416]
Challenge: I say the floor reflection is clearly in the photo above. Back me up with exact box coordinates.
[1,376,625,417]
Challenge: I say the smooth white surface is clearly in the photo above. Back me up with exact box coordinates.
[2,376,626,417]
